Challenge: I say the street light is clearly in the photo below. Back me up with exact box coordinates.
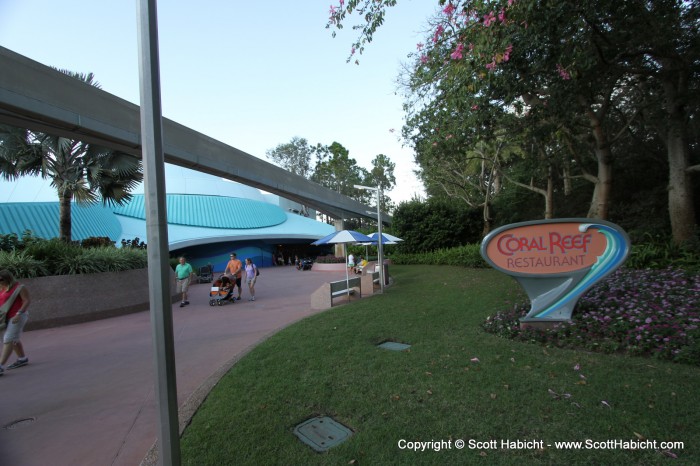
[354,184,384,293]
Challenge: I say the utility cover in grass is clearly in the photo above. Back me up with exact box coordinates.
[293,416,353,452]
[377,341,411,351]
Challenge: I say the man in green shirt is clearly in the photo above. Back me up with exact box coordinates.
[175,256,194,307]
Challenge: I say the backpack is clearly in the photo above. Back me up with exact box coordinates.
[255,265,260,277]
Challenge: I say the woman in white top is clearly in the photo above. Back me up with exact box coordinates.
[244,258,258,301]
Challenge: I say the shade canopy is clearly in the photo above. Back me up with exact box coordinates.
[369,232,403,243]
[311,230,374,246]
[310,229,372,301]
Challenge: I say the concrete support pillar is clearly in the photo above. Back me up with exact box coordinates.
[334,218,344,258]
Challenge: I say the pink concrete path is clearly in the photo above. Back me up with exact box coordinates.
[0,266,348,466]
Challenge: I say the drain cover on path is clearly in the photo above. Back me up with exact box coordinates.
[377,341,411,351]
[293,416,353,452]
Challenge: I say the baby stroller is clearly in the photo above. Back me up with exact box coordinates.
[297,258,313,271]
[209,276,234,306]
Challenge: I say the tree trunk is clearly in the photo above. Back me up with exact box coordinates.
[663,70,697,245]
[544,164,554,219]
[482,201,492,236]
[562,159,572,196]
[586,152,613,220]
[59,190,72,242]
[584,109,612,220]
[666,112,696,244]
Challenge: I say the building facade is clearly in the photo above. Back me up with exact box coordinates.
[0,164,335,271]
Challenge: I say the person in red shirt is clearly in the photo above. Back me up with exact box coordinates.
[0,269,31,375]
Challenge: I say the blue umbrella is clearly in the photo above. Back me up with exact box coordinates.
[367,232,403,244]
[360,232,403,258]
[311,230,374,245]
[311,230,373,299]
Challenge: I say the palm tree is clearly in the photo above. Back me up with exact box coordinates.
[0,71,142,242]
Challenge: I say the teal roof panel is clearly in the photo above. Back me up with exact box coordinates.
[0,202,122,241]
[113,194,286,229]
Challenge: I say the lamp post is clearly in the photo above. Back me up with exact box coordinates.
[354,184,384,293]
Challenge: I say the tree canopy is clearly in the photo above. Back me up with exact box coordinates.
[266,137,398,219]
[329,0,699,244]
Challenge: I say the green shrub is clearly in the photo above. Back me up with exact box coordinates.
[391,243,488,267]
[20,229,44,247]
[51,247,148,275]
[81,236,116,248]
[390,239,699,272]
[0,250,49,278]
[392,198,483,253]
[121,237,147,249]
[23,238,75,274]
[0,232,21,252]
[53,248,105,275]
[115,247,149,269]
[626,238,700,272]
[0,235,148,278]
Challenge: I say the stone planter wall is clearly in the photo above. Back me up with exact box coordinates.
[311,262,347,272]
[21,268,179,331]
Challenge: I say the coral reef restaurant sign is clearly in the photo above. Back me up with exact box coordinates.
[481,219,630,323]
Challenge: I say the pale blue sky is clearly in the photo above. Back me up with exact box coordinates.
[0,0,439,203]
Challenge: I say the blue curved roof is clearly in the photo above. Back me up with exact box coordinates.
[113,194,286,229]
[0,194,334,248]
[0,202,122,241]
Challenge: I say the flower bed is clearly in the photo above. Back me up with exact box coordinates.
[482,267,700,365]
[314,255,346,264]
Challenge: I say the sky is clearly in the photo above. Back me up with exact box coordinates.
[0,0,440,204]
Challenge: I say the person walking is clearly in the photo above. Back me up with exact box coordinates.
[244,258,258,301]
[175,256,194,308]
[224,252,243,301]
[0,269,31,376]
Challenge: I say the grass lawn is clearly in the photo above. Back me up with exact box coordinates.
[180,265,699,465]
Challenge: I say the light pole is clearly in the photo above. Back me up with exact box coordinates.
[354,184,384,293]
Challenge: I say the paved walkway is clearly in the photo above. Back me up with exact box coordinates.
[0,266,349,466]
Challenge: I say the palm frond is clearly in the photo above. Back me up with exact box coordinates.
[1,70,143,241]
[51,68,102,89]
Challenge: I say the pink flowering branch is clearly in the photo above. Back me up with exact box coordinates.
[503,44,513,62]
[442,3,456,17]
[450,43,465,60]
[433,24,445,44]
[557,63,571,80]
[483,11,496,27]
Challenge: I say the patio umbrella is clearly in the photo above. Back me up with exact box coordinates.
[368,232,403,243]
[311,230,373,299]
[361,232,403,257]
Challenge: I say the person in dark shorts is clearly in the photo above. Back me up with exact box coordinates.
[0,269,31,375]
[224,253,243,300]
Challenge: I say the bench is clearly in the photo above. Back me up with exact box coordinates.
[330,276,361,298]
[311,276,361,309]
